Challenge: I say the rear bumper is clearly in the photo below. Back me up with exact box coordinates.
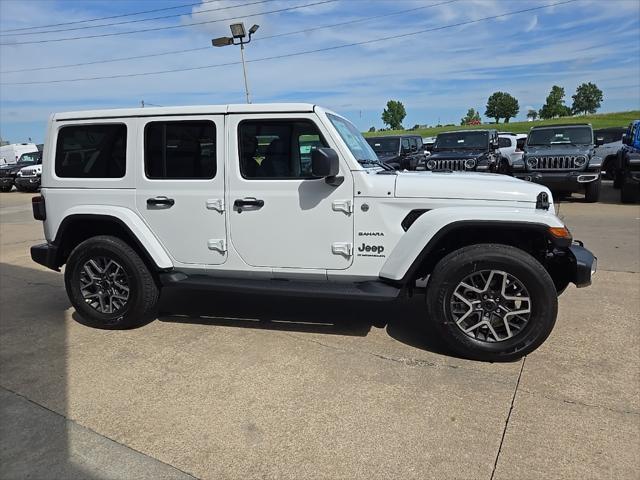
[569,242,596,288]
[514,171,599,191]
[30,243,59,271]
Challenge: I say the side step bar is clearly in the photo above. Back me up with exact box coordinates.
[159,272,402,302]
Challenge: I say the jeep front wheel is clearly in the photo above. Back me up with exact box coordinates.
[584,178,601,203]
[426,244,557,362]
[65,235,159,329]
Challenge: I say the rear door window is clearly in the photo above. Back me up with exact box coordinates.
[55,124,126,178]
[498,137,512,148]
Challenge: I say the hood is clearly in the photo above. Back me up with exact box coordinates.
[0,163,28,174]
[525,145,592,156]
[395,171,549,205]
[429,150,487,160]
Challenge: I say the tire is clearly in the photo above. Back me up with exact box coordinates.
[613,172,622,189]
[14,184,25,192]
[426,244,558,362]
[584,178,601,203]
[0,186,11,192]
[64,235,159,329]
[497,159,511,175]
[621,177,639,204]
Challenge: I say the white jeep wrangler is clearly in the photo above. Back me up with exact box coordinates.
[31,104,596,361]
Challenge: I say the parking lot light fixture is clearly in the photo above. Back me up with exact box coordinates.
[211,22,260,104]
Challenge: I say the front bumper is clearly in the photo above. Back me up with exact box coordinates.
[31,243,60,271]
[568,242,596,288]
[15,176,41,189]
[514,171,599,191]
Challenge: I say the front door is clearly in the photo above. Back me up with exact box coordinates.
[135,116,227,266]
[227,113,354,270]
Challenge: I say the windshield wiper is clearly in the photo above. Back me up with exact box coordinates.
[358,159,395,171]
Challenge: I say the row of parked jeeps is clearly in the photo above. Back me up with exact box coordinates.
[365,121,640,203]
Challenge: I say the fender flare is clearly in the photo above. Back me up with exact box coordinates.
[52,205,173,270]
[379,207,564,284]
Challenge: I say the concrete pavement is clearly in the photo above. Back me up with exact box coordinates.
[1,185,638,479]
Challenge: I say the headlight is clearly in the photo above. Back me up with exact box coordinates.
[464,159,477,169]
[16,171,22,177]
[426,159,436,170]
[526,157,538,168]
[574,155,587,167]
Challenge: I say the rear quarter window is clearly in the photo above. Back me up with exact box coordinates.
[55,124,127,178]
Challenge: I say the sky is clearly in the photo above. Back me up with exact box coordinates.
[0,0,639,143]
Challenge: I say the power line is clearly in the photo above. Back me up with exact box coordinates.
[0,0,457,74]
[0,0,275,37]
[0,0,220,33]
[0,0,578,86]
[0,0,338,46]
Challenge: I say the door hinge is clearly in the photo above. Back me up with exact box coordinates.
[332,199,353,214]
[331,242,353,257]
[207,239,227,253]
[206,199,225,213]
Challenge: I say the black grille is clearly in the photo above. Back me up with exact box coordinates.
[430,159,467,171]
[529,155,586,170]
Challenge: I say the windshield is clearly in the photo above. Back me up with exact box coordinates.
[365,137,400,154]
[434,131,488,150]
[528,127,593,146]
[326,113,379,166]
[18,152,40,164]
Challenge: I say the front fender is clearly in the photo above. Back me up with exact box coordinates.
[379,206,564,283]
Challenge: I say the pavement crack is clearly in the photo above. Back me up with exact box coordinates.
[0,384,201,480]
[518,387,640,416]
[490,356,525,480]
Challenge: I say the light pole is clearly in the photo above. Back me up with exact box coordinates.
[212,23,259,104]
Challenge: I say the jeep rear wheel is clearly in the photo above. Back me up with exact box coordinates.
[426,244,557,362]
[621,177,639,203]
[65,235,159,329]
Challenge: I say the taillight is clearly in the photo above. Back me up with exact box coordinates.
[32,195,46,221]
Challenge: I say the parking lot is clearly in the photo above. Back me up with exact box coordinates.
[0,184,638,479]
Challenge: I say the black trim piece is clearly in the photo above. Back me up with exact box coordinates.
[401,209,430,231]
[569,243,596,288]
[536,191,550,210]
[30,243,59,271]
[160,273,402,301]
[390,220,568,286]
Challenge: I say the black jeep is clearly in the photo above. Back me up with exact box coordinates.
[365,135,426,170]
[424,129,500,172]
[514,124,603,202]
[0,152,42,192]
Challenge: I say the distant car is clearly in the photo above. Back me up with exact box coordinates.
[593,127,626,180]
[365,135,426,170]
[425,129,500,172]
[0,151,41,192]
[0,142,39,165]
[498,133,528,174]
[15,161,43,192]
[614,120,640,203]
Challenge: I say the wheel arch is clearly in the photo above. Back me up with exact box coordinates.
[51,212,172,272]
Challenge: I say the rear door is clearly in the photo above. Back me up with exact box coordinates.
[135,116,227,266]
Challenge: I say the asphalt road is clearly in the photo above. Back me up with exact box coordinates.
[1,183,638,480]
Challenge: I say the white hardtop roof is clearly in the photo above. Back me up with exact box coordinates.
[54,103,316,120]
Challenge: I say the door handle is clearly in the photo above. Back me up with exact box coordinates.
[233,197,264,212]
[147,196,175,207]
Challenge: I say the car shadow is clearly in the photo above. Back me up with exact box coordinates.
[157,288,455,357]
[554,180,622,205]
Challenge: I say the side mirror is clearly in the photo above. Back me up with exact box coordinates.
[311,147,340,180]
[595,136,605,146]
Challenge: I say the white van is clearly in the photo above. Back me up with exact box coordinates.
[0,143,39,165]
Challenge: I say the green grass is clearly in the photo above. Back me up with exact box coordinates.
[363,110,639,138]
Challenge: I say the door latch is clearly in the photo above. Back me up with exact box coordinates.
[206,199,224,213]
[207,239,227,253]
[331,242,353,257]
[332,199,353,214]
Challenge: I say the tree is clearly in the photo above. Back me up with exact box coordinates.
[485,92,520,123]
[539,85,568,119]
[527,109,538,121]
[460,108,481,125]
[368,126,376,132]
[571,82,603,115]
[381,100,406,130]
